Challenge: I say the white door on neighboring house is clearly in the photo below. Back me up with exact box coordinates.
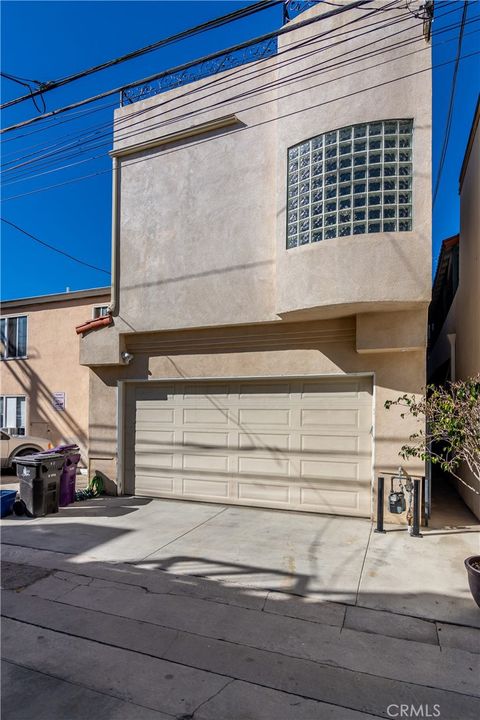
[0,396,26,436]
[129,376,373,517]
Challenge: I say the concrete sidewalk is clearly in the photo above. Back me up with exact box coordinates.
[1,496,479,719]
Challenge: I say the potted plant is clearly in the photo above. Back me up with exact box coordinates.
[385,375,480,607]
[465,556,480,608]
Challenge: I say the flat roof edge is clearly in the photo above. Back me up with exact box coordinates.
[1,286,111,309]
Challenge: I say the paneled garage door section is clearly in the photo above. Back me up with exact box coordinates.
[134,377,373,516]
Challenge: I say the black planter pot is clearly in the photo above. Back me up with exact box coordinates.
[465,556,480,608]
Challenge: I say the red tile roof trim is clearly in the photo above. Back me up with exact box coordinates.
[75,314,113,335]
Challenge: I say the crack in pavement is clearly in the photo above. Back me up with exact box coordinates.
[2,606,475,703]
[139,506,229,562]
[190,677,236,719]
[1,615,392,719]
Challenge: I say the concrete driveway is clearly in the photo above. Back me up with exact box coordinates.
[1,495,480,719]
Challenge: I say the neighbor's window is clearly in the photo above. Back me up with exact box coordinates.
[92,305,109,319]
[0,396,26,435]
[286,119,413,248]
[0,316,27,359]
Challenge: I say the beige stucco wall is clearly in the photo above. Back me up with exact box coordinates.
[81,1,431,366]
[357,309,427,353]
[1,293,109,463]
[455,113,480,518]
[457,124,480,381]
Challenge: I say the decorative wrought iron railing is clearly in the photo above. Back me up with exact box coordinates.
[120,1,321,106]
[121,37,277,106]
[283,0,320,22]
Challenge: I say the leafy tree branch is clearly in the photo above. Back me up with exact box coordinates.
[385,376,480,494]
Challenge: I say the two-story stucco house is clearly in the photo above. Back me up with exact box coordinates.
[1,287,110,464]
[80,2,431,517]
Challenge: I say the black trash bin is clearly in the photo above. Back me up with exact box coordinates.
[15,453,64,517]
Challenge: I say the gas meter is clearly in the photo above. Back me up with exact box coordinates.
[388,475,406,514]
[388,489,406,514]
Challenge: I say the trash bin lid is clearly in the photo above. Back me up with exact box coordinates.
[19,452,64,465]
[52,444,79,453]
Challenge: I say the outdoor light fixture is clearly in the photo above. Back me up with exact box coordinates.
[121,351,134,365]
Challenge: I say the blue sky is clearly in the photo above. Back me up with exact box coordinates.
[1,0,479,301]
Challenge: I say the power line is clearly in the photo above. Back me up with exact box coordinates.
[0,0,374,134]
[0,218,110,274]
[0,13,426,183]
[4,6,475,185]
[0,1,459,148]
[1,1,402,147]
[0,1,284,111]
[432,0,468,206]
[1,72,47,113]
[1,0,463,175]
[1,71,45,85]
[4,18,414,184]
[2,1,406,173]
[3,47,478,204]
[1,100,119,146]
[1,10,470,189]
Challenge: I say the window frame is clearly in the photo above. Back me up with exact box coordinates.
[92,305,110,319]
[0,314,28,360]
[0,394,27,436]
[285,119,414,249]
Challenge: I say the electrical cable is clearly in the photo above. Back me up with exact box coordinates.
[3,12,415,181]
[2,11,472,186]
[1,3,471,187]
[2,47,478,203]
[4,8,475,185]
[1,1,407,172]
[0,0,459,148]
[0,218,110,274]
[1,71,45,85]
[1,100,120,146]
[432,0,469,206]
[0,1,284,111]
[0,0,375,134]
[2,0,462,172]
[1,71,46,113]
[0,3,379,148]
[1,0,411,115]
[0,13,428,181]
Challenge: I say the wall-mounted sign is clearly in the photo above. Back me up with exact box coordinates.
[52,392,66,411]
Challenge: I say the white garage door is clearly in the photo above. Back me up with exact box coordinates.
[133,377,373,517]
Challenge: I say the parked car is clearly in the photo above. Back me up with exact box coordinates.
[0,431,50,472]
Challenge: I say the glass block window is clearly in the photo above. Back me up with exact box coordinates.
[286,119,413,248]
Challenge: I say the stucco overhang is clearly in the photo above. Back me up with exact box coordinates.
[110,114,239,158]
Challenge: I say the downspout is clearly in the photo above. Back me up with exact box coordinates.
[108,156,119,315]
